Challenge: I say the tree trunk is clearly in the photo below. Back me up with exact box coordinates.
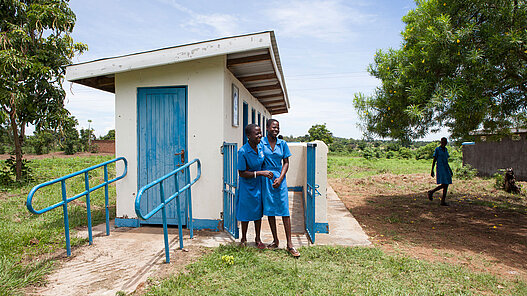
[8,103,23,181]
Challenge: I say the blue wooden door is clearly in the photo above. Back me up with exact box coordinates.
[242,102,248,144]
[138,87,187,225]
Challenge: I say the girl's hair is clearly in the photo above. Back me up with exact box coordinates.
[245,123,259,136]
[266,118,279,127]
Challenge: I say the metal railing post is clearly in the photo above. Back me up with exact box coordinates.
[61,180,71,256]
[159,182,170,263]
[104,164,110,236]
[84,172,93,245]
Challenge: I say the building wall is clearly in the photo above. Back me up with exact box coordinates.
[114,56,226,221]
[288,141,328,225]
[463,134,527,181]
[91,140,115,153]
[222,70,271,145]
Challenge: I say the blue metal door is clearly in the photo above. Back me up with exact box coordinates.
[306,143,318,243]
[138,87,187,225]
[222,142,239,238]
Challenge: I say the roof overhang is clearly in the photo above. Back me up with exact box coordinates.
[66,31,289,115]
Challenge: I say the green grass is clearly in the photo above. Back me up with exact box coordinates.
[0,155,116,296]
[145,245,527,296]
[328,155,462,179]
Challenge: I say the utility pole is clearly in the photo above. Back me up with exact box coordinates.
[88,119,92,148]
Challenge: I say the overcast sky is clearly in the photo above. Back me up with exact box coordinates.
[64,0,445,140]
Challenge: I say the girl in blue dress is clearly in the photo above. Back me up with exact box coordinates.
[237,124,273,248]
[427,137,453,206]
[260,119,300,257]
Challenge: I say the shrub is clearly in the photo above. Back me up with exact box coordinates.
[398,147,413,159]
[415,142,436,160]
[493,169,505,189]
[455,164,478,180]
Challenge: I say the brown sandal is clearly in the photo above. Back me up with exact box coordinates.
[267,241,279,249]
[256,241,266,250]
[287,247,300,257]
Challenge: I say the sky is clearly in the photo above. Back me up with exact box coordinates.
[63,0,445,140]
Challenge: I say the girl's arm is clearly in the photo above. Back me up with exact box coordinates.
[239,170,273,179]
[273,157,289,188]
[431,157,436,177]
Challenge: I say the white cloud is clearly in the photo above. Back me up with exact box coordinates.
[264,0,374,42]
[157,0,240,36]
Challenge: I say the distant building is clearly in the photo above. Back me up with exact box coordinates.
[462,129,527,181]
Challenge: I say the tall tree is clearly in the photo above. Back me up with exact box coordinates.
[308,123,334,144]
[354,0,527,142]
[0,0,86,180]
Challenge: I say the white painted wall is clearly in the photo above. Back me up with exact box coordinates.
[288,141,328,224]
[223,70,271,145]
[115,56,225,220]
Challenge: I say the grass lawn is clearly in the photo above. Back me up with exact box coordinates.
[0,154,116,296]
[327,155,450,179]
[145,244,527,295]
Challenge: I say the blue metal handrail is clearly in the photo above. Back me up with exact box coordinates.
[27,157,128,256]
[135,158,201,263]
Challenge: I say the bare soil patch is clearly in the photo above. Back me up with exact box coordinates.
[330,174,527,280]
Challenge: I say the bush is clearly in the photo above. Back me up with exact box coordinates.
[415,142,436,160]
[455,164,478,180]
[398,147,414,159]
[493,169,506,189]
[1,157,34,185]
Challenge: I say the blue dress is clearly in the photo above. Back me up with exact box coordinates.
[433,146,452,185]
[236,143,265,222]
[260,137,292,217]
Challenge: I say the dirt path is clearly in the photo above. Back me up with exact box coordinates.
[330,173,527,280]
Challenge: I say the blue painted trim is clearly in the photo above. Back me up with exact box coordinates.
[115,218,140,228]
[192,219,221,231]
[288,186,303,192]
[315,222,329,234]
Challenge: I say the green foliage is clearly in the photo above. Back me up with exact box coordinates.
[354,0,527,141]
[0,155,116,295]
[0,0,87,179]
[415,142,437,160]
[27,129,56,155]
[145,245,527,296]
[493,169,506,189]
[100,129,115,140]
[0,156,34,185]
[455,164,478,180]
[308,123,333,144]
[60,116,80,155]
[398,146,414,159]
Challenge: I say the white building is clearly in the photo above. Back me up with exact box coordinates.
[66,31,328,239]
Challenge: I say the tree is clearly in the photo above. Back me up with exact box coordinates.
[100,129,115,140]
[0,0,87,180]
[308,123,334,144]
[354,0,527,142]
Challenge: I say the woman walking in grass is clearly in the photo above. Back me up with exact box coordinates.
[427,137,453,206]
[260,119,300,257]
[237,124,273,248]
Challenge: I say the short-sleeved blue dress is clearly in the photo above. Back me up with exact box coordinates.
[236,143,265,222]
[260,137,292,217]
[433,146,452,185]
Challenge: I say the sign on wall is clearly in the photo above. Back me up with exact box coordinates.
[232,84,239,127]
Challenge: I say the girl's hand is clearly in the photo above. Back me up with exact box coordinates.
[260,170,273,179]
[272,177,282,188]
